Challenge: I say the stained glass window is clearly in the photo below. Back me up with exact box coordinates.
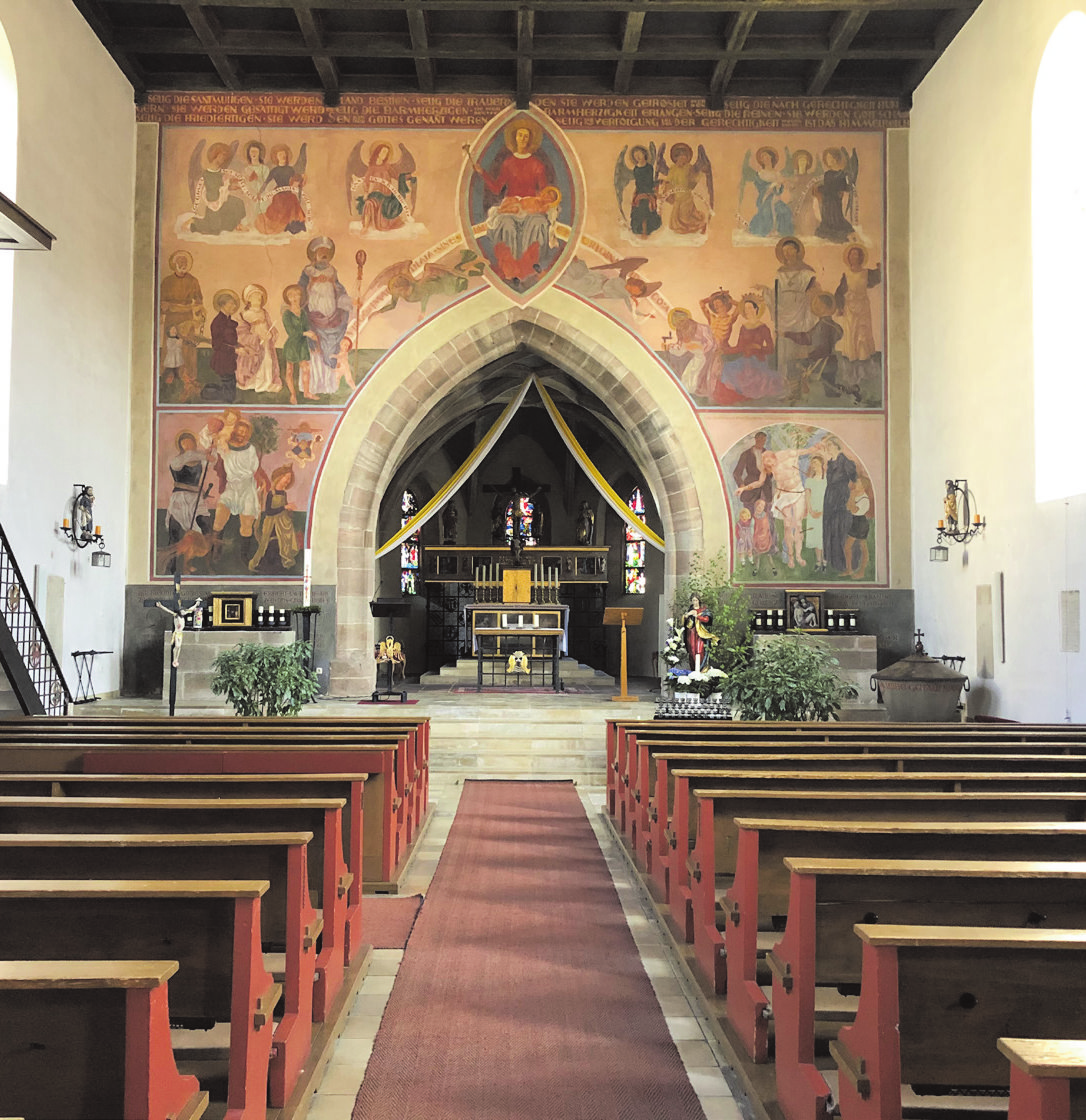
[400,489,419,594]
[625,487,646,595]
[504,494,537,545]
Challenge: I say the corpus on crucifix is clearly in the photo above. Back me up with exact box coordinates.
[144,574,203,716]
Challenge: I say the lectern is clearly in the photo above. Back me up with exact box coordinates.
[603,606,642,703]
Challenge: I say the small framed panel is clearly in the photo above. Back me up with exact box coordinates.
[786,590,824,631]
[211,592,256,628]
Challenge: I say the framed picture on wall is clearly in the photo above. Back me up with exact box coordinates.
[210,593,255,629]
[786,590,824,631]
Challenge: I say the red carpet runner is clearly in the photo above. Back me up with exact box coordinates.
[352,780,708,1120]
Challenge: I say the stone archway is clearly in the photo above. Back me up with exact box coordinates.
[309,287,726,695]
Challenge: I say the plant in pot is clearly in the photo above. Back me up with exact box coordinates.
[728,631,857,721]
[210,640,320,716]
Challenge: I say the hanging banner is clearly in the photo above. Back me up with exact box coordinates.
[376,376,535,557]
[376,374,666,557]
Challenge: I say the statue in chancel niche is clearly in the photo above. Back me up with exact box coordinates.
[575,500,595,545]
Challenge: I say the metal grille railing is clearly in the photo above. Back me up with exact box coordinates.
[0,521,71,715]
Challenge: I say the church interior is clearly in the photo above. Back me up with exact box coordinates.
[1,0,1086,1118]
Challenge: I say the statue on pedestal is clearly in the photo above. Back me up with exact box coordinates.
[575,500,595,545]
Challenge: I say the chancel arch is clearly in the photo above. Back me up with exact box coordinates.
[308,287,727,695]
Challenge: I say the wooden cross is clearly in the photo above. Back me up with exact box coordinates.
[143,574,203,717]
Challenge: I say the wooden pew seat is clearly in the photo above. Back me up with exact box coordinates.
[767,858,1086,1120]
[0,831,320,1107]
[0,879,278,1120]
[999,1037,1086,1120]
[0,959,208,1120]
[832,925,1086,1120]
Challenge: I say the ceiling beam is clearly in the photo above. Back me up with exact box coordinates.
[407,8,436,93]
[708,8,756,110]
[613,10,644,95]
[806,8,867,95]
[179,1,241,89]
[293,5,341,105]
[109,0,980,12]
[517,7,534,109]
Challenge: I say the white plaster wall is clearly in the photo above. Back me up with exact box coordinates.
[910,0,1086,720]
[0,0,134,698]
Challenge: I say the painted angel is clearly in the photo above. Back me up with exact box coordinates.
[187,140,247,236]
[366,250,484,321]
[613,142,661,237]
[655,142,714,236]
[815,146,860,243]
[256,142,309,236]
[345,140,418,233]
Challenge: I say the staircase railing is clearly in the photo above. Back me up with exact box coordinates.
[0,521,71,715]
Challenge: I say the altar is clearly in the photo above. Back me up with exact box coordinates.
[469,606,566,692]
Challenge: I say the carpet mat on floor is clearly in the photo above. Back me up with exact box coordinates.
[449,685,589,694]
[360,894,423,949]
[352,779,707,1120]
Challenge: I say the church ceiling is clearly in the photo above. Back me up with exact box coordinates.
[70,0,983,108]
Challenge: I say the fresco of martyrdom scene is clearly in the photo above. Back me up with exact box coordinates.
[722,423,877,583]
[154,408,329,577]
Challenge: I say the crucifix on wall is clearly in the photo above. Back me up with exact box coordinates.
[483,467,550,546]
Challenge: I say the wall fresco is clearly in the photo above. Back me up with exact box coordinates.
[151,95,891,583]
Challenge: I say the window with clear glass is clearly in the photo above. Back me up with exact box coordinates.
[400,489,420,593]
[624,487,646,594]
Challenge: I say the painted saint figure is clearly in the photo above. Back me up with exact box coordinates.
[815,147,858,243]
[834,244,882,401]
[209,289,241,403]
[249,463,299,571]
[298,237,352,396]
[257,144,308,236]
[655,143,713,236]
[764,236,818,383]
[159,250,205,402]
[235,284,282,395]
[464,118,561,284]
[188,141,246,236]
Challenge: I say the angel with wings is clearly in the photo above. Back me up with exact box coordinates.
[256,143,309,236]
[346,140,418,234]
[187,140,247,236]
[613,143,662,238]
[656,142,714,236]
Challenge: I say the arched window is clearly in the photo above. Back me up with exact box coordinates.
[624,487,646,594]
[1033,11,1086,501]
[400,489,420,593]
[505,493,537,545]
[0,20,16,486]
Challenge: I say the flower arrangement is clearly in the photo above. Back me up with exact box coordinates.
[670,665,729,699]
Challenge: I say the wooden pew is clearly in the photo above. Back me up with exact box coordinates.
[685,787,1086,990]
[0,831,319,1108]
[0,722,425,890]
[81,742,409,891]
[999,1038,1086,1120]
[767,859,1086,1120]
[722,819,1086,1064]
[620,730,1086,836]
[0,772,371,961]
[606,718,1086,818]
[666,770,1086,941]
[0,879,279,1120]
[831,926,1086,1120]
[615,727,1086,843]
[0,715,431,846]
[0,959,208,1120]
[637,750,1086,886]
[0,795,351,1019]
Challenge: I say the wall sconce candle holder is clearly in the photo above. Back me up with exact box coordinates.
[932,478,985,561]
[61,484,110,565]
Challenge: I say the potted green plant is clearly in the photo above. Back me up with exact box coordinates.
[210,640,320,716]
[728,632,857,721]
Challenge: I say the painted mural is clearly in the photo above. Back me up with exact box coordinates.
[721,424,876,583]
[151,94,892,582]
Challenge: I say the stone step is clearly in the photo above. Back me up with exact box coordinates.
[422,658,615,687]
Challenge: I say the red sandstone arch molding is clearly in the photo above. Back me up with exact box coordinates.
[308,287,727,695]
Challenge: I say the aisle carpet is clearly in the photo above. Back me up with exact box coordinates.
[359,895,423,949]
[352,780,707,1120]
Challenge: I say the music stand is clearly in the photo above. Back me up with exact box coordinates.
[603,606,643,703]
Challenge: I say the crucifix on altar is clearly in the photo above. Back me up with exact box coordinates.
[144,574,203,716]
